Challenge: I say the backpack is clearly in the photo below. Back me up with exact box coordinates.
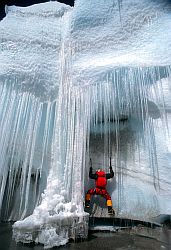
[95,170,107,188]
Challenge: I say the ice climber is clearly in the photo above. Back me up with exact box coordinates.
[85,159,115,215]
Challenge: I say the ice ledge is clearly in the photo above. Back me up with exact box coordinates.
[13,213,89,249]
[5,2,72,18]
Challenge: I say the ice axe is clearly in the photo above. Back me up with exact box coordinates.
[110,157,112,168]
[89,158,92,168]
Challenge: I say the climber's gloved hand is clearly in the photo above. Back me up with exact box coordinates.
[109,166,113,172]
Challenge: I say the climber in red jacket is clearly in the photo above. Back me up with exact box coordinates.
[85,159,115,215]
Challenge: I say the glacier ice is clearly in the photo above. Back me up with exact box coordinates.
[0,0,171,248]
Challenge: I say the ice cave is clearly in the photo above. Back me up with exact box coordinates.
[0,0,171,248]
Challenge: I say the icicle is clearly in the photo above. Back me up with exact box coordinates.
[0,82,56,220]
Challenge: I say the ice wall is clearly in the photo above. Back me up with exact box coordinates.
[0,1,72,101]
[0,0,171,248]
[71,0,171,68]
[70,0,171,219]
[0,2,72,220]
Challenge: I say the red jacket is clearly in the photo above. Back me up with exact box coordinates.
[89,167,114,188]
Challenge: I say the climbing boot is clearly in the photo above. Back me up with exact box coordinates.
[108,206,115,215]
[85,194,91,208]
[85,200,90,208]
[107,200,115,215]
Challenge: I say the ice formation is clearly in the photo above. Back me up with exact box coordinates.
[0,0,171,248]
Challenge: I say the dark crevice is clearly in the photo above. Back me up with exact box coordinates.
[89,217,161,229]
[97,116,128,125]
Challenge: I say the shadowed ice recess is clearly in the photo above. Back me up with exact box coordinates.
[0,0,171,248]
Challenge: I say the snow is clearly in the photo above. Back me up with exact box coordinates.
[0,0,171,248]
[0,2,72,101]
[71,0,171,67]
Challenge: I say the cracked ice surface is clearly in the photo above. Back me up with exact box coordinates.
[0,0,171,248]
